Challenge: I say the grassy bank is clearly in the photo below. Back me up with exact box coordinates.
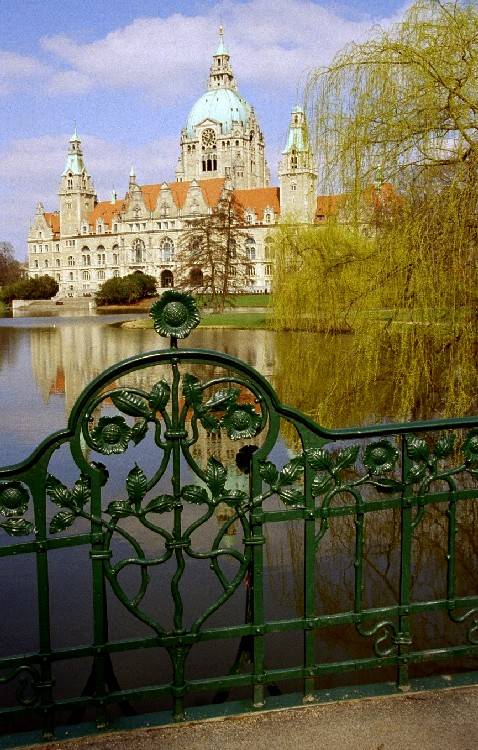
[197,293,270,308]
[122,310,270,330]
[99,293,270,314]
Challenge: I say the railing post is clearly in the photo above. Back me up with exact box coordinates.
[89,475,110,728]
[33,457,55,739]
[303,439,317,702]
[397,434,413,689]
[250,453,265,709]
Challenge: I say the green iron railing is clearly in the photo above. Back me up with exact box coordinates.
[1,290,478,744]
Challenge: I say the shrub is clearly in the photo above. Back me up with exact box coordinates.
[96,272,157,305]
[0,275,59,304]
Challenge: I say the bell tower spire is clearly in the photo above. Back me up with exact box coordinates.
[208,26,237,91]
[59,130,96,236]
[279,106,318,222]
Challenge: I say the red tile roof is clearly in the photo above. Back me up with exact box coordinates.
[140,178,226,212]
[235,187,280,216]
[315,195,344,220]
[88,199,124,228]
[44,212,60,234]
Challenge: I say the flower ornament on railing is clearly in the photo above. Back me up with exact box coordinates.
[89,416,131,455]
[222,404,262,440]
[150,290,200,341]
[0,481,34,536]
[0,481,29,517]
[363,440,399,474]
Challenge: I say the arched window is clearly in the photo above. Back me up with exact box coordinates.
[55,258,60,267]
[68,256,74,266]
[161,270,174,288]
[81,246,90,266]
[291,149,298,169]
[189,267,203,287]
[97,269,105,280]
[245,237,256,261]
[33,259,39,268]
[264,237,274,260]
[112,245,119,265]
[82,270,90,281]
[161,237,174,263]
[132,238,145,263]
[44,259,49,268]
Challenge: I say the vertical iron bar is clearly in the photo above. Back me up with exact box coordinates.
[354,495,365,629]
[170,358,186,722]
[90,474,109,728]
[250,452,265,709]
[446,485,457,612]
[303,439,316,701]
[398,435,413,689]
[33,460,55,739]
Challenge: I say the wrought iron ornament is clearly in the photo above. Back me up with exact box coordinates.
[0,290,477,741]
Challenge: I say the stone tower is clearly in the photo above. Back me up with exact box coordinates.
[176,28,269,189]
[278,106,317,222]
[59,129,96,236]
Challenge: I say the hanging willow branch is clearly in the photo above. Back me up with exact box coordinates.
[272,1,478,423]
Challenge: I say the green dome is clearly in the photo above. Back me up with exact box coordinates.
[186,89,250,137]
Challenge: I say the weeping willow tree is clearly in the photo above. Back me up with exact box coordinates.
[273,0,478,422]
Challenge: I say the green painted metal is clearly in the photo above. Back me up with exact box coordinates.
[0,289,478,744]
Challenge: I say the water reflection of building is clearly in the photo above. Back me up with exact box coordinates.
[30,324,275,415]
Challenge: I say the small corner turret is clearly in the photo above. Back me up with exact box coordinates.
[278,106,318,223]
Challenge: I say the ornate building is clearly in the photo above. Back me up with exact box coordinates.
[27,29,318,297]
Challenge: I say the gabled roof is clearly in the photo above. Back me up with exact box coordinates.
[88,200,124,228]
[316,195,344,219]
[235,187,280,216]
[44,212,60,234]
[139,178,226,212]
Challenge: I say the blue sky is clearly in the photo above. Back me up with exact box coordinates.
[0,0,408,258]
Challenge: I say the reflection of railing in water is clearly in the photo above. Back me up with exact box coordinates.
[1,290,478,743]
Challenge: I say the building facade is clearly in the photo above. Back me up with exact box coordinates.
[27,29,318,297]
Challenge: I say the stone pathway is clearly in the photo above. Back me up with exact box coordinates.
[32,685,478,750]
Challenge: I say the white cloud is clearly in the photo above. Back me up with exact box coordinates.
[39,0,408,101]
[0,50,50,95]
[47,70,92,95]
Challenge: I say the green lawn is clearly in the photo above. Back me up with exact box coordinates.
[198,293,271,308]
[122,310,270,331]
[200,311,269,328]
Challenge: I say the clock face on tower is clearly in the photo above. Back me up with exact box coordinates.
[202,128,216,147]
